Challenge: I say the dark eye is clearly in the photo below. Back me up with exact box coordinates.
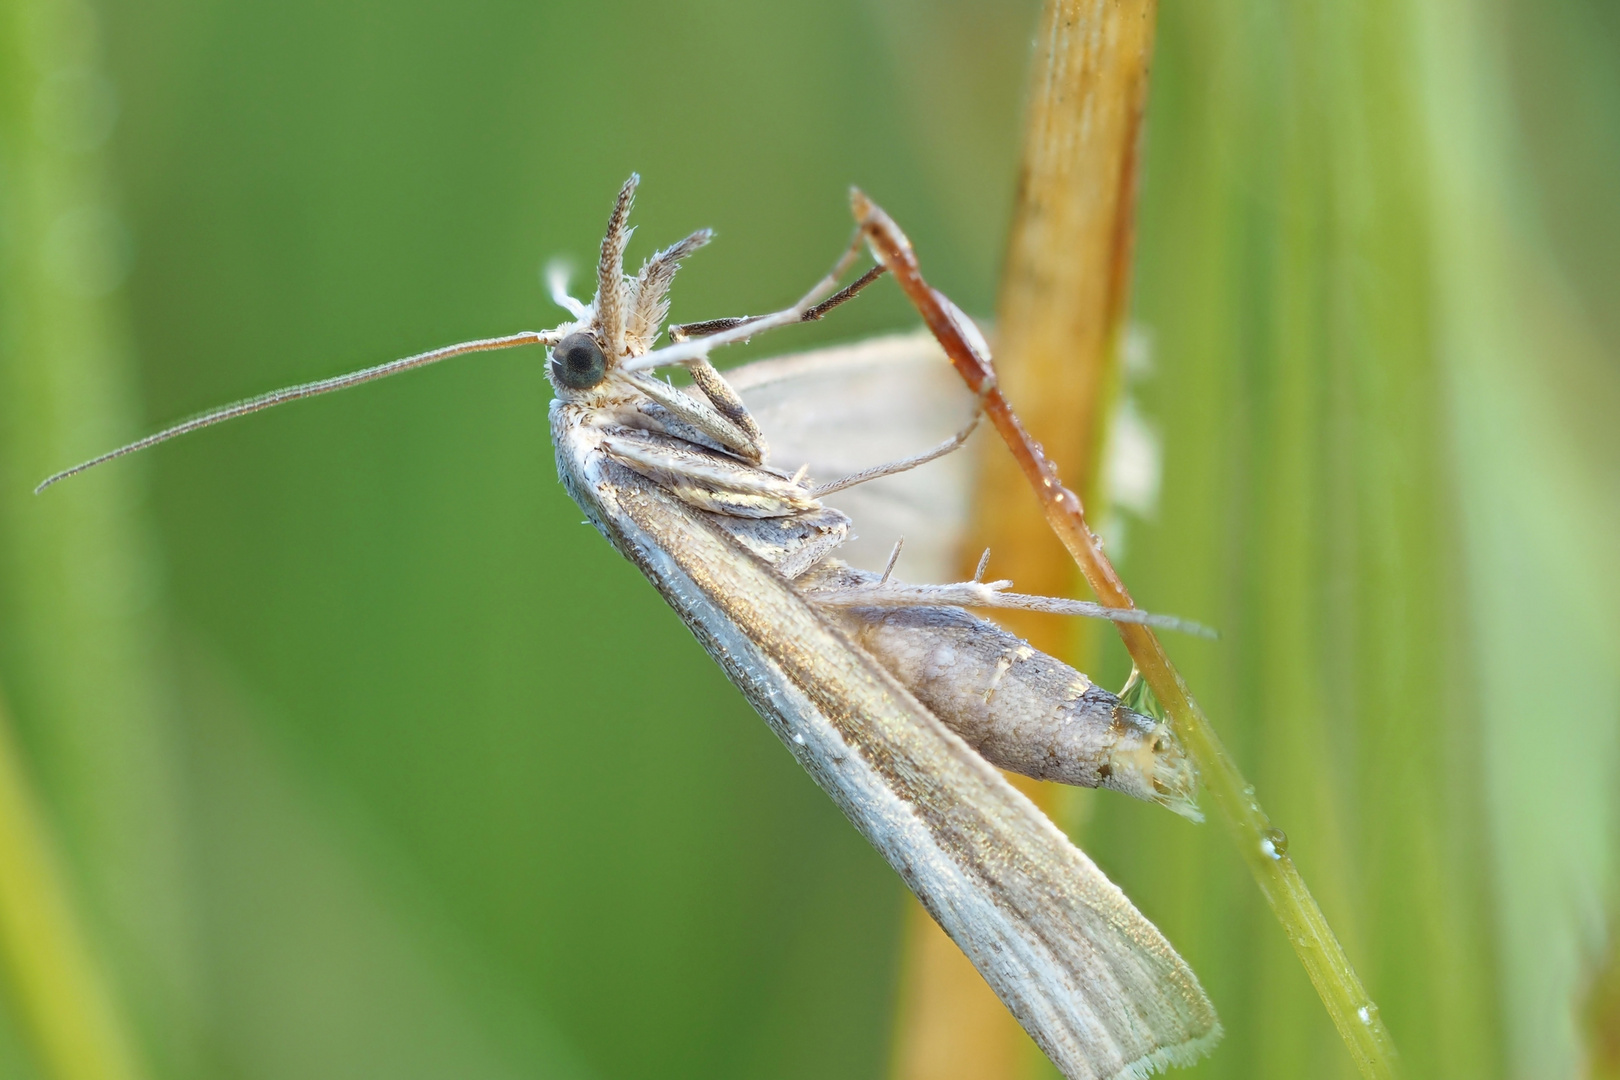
[550,333,607,390]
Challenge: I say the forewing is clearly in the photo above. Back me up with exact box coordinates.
[726,331,978,578]
[553,413,1220,1079]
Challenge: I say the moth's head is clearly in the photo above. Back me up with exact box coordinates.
[545,174,712,401]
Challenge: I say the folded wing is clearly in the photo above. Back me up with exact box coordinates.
[558,425,1220,1079]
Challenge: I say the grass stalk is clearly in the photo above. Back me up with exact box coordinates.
[855,193,1401,1080]
[0,692,140,1080]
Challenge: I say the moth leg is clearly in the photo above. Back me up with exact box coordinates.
[652,266,894,465]
[599,429,816,518]
[811,407,982,498]
[622,369,765,464]
[687,358,769,463]
[666,265,887,344]
[620,227,874,377]
[803,567,1215,639]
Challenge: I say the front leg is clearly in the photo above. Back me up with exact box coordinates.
[686,358,768,463]
[665,265,887,344]
[659,265,892,466]
[622,369,767,464]
[598,427,815,518]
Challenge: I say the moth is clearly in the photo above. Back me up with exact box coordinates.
[40,177,1221,1080]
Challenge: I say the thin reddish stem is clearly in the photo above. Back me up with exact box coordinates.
[853,190,1401,1079]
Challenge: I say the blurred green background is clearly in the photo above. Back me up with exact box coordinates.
[1,1,1616,1079]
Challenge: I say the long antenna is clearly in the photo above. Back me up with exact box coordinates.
[36,331,553,493]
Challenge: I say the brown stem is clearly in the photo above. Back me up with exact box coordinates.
[854,192,1402,1080]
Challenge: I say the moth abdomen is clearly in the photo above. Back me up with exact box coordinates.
[828,599,1201,820]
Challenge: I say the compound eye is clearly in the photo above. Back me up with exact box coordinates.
[550,333,608,390]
